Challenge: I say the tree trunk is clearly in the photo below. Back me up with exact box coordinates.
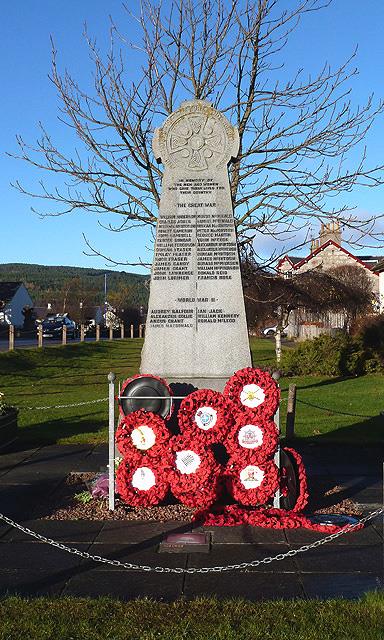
[275,329,282,363]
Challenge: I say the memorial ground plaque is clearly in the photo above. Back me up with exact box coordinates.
[140,100,252,390]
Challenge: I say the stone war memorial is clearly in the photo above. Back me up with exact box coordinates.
[114,98,362,537]
[108,96,372,542]
[140,100,251,391]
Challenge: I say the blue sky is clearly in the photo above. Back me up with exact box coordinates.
[1,0,384,274]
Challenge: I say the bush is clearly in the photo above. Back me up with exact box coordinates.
[352,314,384,348]
[282,332,374,376]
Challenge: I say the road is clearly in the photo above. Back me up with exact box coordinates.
[0,336,118,352]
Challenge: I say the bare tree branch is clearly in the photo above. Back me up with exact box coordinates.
[10,0,384,265]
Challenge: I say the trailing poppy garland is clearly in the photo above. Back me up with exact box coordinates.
[169,436,221,509]
[226,412,279,462]
[193,505,363,533]
[116,458,170,507]
[227,457,279,506]
[178,389,233,443]
[115,410,172,459]
[224,368,280,418]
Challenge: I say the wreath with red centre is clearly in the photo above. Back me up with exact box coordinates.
[117,373,174,420]
[282,447,309,512]
[227,457,279,506]
[224,368,280,418]
[116,457,170,507]
[168,436,221,509]
[226,412,279,462]
[115,410,171,459]
[178,389,233,443]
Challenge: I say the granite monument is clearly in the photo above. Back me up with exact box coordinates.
[140,100,251,391]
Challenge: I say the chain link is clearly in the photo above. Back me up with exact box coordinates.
[22,397,108,411]
[0,508,382,574]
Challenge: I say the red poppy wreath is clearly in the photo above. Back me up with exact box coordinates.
[169,436,221,509]
[282,447,309,512]
[178,389,233,443]
[115,410,172,460]
[227,457,279,506]
[224,368,280,418]
[116,457,170,507]
[226,411,279,462]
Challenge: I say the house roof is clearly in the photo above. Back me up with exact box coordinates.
[373,259,384,273]
[358,256,384,268]
[0,282,22,304]
[281,240,382,275]
[277,255,303,269]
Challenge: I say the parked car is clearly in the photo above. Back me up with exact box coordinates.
[39,315,77,339]
[262,325,287,337]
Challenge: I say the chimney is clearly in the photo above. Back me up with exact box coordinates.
[319,220,342,246]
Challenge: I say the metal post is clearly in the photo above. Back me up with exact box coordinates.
[62,325,67,346]
[272,371,281,509]
[273,405,281,509]
[286,384,297,440]
[80,324,85,342]
[130,324,134,339]
[38,325,43,348]
[9,325,14,351]
[108,371,116,511]
[120,324,124,339]
[96,324,100,342]
[104,274,108,330]
[109,325,113,340]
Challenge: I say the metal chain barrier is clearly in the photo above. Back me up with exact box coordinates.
[22,398,108,411]
[296,398,372,419]
[0,508,382,574]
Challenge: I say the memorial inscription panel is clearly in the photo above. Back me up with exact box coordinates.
[140,100,251,386]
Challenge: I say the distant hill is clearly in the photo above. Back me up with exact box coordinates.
[0,263,149,307]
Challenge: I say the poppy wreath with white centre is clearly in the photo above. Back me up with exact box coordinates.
[224,368,280,418]
[226,412,279,462]
[178,388,233,444]
[169,435,221,509]
[115,410,171,459]
[116,456,171,507]
[226,456,279,506]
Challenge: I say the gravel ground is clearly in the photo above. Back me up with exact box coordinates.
[308,480,363,516]
[32,473,362,521]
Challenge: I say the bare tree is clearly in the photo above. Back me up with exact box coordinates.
[11,0,384,266]
[242,259,372,360]
[327,264,375,328]
[39,277,99,321]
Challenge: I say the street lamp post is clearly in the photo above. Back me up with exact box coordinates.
[104,273,108,328]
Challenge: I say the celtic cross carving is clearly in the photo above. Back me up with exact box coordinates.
[153,101,239,171]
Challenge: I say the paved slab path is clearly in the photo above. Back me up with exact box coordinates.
[0,443,382,600]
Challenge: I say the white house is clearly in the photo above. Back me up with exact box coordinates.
[373,260,384,313]
[0,282,34,328]
[277,223,383,339]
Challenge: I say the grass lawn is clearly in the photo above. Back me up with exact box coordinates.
[0,593,383,640]
[0,338,382,445]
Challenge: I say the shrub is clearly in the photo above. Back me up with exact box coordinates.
[282,333,370,376]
